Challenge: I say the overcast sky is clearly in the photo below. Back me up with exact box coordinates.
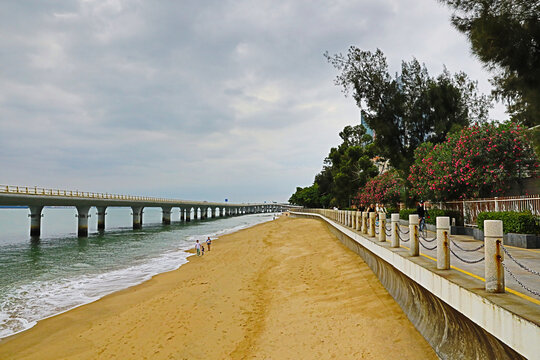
[0,0,506,203]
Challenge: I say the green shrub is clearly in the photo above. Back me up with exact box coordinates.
[399,209,416,220]
[386,207,399,216]
[477,211,539,234]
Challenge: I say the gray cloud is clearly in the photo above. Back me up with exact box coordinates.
[0,0,505,202]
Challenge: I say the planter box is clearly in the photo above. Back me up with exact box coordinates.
[504,233,540,249]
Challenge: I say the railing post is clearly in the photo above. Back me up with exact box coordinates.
[409,214,419,256]
[378,212,386,242]
[356,211,360,231]
[436,217,450,270]
[362,212,368,234]
[369,212,376,237]
[485,220,505,293]
[391,213,399,248]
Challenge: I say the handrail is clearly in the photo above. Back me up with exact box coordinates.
[0,184,263,206]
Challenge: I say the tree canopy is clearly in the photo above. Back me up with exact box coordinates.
[325,47,491,180]
[288,124,378,208]
[439,0,540,127]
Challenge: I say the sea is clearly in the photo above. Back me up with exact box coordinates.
[0,206,277,339]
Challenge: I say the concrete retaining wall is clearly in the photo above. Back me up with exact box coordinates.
[291,212,538,360]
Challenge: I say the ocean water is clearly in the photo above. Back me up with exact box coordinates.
[0,207,277,339]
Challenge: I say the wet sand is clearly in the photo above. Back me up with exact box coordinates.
[0,216,437,359]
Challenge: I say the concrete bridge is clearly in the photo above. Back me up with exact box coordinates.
[0,185,282,237]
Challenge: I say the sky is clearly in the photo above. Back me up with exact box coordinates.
[0,0,507,203]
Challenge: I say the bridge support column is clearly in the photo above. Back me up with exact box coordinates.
[485,220,504,293]
[201,208,207,220]
[162,207,171,225]
[437,217,450,270]
[180,208,185,221]
[29,206,43,238]
[193,208,198,220]
[378,213,386,241]
[97,206,106,231]
[77,206,91,237]
[391,213,400,248]
[186,209,191,222]
[132,207,143,229]
[409,214,419,256]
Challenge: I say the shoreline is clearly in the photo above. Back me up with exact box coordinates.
[0,214,275,341]
[0,215,436,359]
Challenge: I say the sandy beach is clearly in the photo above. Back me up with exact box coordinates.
[0,216,436,359]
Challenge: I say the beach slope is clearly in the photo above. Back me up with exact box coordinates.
[0,216,436,359]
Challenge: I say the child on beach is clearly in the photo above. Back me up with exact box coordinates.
[206,237,211,251]
[195,240,201,256]
[201,245,205,255]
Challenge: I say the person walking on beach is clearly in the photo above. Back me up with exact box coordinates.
[206,237,211,251]
[195,240,201,256]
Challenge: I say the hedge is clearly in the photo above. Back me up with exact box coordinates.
[400,208,463,225]
[477,211,539,234]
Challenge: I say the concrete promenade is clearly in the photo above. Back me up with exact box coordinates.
[291,210,540,360]
[0,185,282,237]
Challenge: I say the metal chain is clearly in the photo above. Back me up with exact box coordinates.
[386,224,392,231]
[398,226,410,234]
[503,262,540,297]
[419,234,437,242]
[449,248,485,264]
[385,229,393,237]
[398,231,410,242]
[450,239,485,252]
[420,240,437,251]
[501,245,540,276]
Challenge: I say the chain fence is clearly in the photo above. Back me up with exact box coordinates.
[501,245,540,277]
[502,262,540,297]
[450,238,485,252]
[398,231,410,242]
[419,234,437,242]
[419,240,437,251]
[449,248,485,264]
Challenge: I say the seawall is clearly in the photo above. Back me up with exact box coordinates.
[291,211,539,360]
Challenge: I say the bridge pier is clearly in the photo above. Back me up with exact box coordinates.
[97,206,106,231]
[132,207,143,229]
[201,208,207,220]
[76,206,91,237]
[29,206,43,238]
[193,208,198,220]
[211,208,216,218]
[186,208,191,222]
[180,208,185,222]
[162,207,171,225]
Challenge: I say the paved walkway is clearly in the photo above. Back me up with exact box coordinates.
[391,224,540,303]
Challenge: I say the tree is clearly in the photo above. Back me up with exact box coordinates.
[439,0,540,127]
[408,121,538,201]
[325,47,491,181]
[288,184,321,208]
[354,170,404,207]
[289,124,379,208]
[317,124,379,207]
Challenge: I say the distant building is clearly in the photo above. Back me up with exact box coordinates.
[360,110,374,138]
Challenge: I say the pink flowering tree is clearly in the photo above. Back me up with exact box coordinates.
[408,122,539,201]
[355,170,403,206]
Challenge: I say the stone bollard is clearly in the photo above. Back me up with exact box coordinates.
[362,212,368,234]
[391,213,400,248]
[436,217,450,270]
[356,211,361,231]
[378,213,386,242]
[369,212,376,237]
[348,211,352,227]
[485,220,505,293]
[409,214,419,256]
